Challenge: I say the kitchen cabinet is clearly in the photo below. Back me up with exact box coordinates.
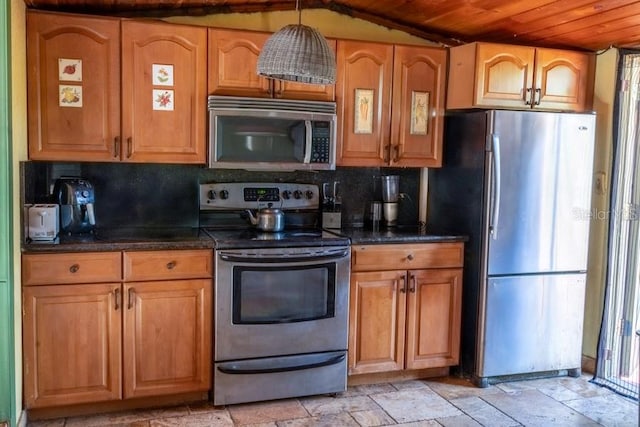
[26,10,207,163]
[22,249,212,409]
[22,252,122,408]
[348,243,463,375]
[208,28,336,101]
[336,41,446,167]
[122,250,212,399]
[447,42,594,112]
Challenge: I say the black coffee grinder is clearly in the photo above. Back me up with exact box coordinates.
[53,177,96,234]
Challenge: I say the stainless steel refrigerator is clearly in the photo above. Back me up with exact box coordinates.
[428,110,595,387]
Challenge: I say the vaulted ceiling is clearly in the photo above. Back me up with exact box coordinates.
[22,0,640,52]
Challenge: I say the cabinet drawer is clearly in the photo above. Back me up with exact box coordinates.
[352,242,463,272]
[22,252,122,286]
[123,249,213,281]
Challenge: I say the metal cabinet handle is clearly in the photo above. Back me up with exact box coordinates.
[409,273,416,293]
[69,264,80,273]
[126,137,133,158]
[383,144,390,163]
[127,288,135,309]
[114,288,121,310]
[114,136,121,158]
[534,88,541,105]
[166,261,177,270]
[399,274,407,293]
[525,87,532,105]
[392,145,400,163]
[407,254,414,261]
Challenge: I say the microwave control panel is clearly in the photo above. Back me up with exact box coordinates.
[310,122,331,164]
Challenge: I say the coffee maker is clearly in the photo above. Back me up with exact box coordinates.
[53,177,96,234]
[381,175,399,227]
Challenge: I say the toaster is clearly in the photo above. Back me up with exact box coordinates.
[27,204,59,241]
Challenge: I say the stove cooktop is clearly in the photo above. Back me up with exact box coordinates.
[203,227,350,249]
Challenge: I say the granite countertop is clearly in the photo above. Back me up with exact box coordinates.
[22,227,215,252]
[22,226,468,253]
[333,226,468,245]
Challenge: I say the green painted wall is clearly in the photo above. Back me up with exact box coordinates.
[0,0,15,425]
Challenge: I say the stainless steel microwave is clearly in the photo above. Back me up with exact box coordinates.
[208,96,337,171]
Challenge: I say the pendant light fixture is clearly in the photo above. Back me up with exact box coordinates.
[257,0,336,85]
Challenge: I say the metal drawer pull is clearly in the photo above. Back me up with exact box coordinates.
[128,288,135,309]
[166,261,177,270]
[114,288,120,310]
[534,88,541,105]
[409,273,416,293]
[407,254,414,261]
[126,137,133,158]
[399,274,407,293]
[69,264,80,273]
[114,136,120,158]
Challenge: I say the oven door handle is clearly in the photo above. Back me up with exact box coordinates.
[219,249,349,263]
[217,353,345,375]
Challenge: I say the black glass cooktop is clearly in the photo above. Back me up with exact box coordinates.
[203,228,349,249]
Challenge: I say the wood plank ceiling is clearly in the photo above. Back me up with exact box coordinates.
[22,0,640,52]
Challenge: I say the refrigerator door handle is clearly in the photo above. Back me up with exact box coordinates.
[490,134,501,239]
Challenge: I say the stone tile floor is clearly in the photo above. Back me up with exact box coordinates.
[28,374,639,427]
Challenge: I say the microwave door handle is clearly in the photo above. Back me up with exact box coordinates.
[303,120,312,164]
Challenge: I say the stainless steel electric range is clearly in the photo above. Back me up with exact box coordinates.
[199,182,351,406]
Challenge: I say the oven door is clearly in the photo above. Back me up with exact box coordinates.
[214,246,350,361]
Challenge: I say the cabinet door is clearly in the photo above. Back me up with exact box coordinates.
[26,11,120,161]
[391,45,446,167]
[123,279,212,398]
[474,43,535,109]
[121,21,207,164]
[22,283,122,408]
[336,41,393,166]
[208,29,272,97]
[405,269,462,370]
[534,48,594,112]
[348,270,406,374]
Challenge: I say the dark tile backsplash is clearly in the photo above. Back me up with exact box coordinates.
[22,162,421,229]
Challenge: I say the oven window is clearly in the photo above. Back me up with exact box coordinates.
[232,263,336,324]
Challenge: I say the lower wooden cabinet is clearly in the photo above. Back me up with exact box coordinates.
[22,250,212,409]
[348,243,463,375]
[22,282,122,408]
[123,279,211,398]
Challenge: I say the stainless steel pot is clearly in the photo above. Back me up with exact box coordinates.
[245,207,285,232]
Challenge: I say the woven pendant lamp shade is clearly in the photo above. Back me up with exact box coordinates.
[257,24,336,85]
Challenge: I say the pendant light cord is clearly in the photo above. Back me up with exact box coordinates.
[297,0,302,25]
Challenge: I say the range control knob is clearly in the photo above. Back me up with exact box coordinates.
[219,190,229,200]
[281,190,291,200]
[293,190,303,199]
[207,190,216,200]
[305,190,314,200]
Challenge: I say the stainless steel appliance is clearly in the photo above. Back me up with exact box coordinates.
[200,182,351,406]
[53,177,96,234]
[428,110,596,386]
[381,175,399,226]
[207,96,337,171]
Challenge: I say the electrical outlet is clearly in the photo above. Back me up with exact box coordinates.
[594,171,607,195]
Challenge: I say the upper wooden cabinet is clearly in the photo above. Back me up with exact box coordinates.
[208,28,336,101]
[120,21,207,163]
[26,11,207,163]
[27,11,120,162]
[447,42,595,112]
[336,41,446,167]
